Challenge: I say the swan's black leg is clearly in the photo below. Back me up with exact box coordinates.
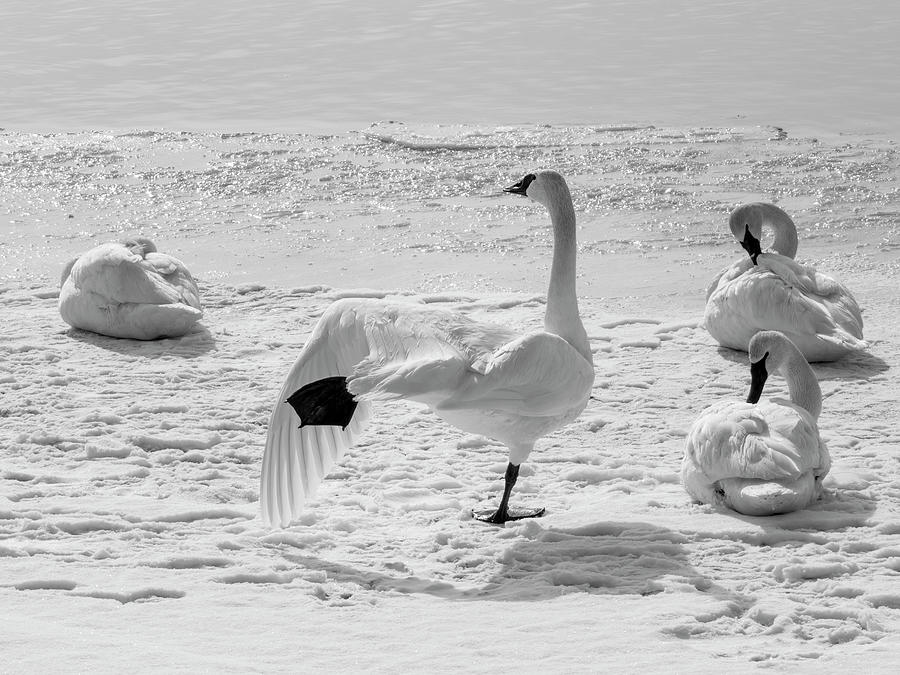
[473,462,545,525]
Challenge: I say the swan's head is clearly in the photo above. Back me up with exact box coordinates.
[60,256,79,288]
[746,330,801,403]
[504,170,571,211]
[728,202,798,263]
[122,236,158,257]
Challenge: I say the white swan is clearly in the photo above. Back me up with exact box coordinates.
[261,170,595,526]
[682,330,831,516]
[59,237,202,340]
[704,202,865,362]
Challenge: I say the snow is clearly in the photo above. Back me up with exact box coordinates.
[1,122,899,672]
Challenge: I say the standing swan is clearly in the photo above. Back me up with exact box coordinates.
[59,237,202,340]
[261,171,594,526]
[682,330,831,516]
[704,203,865,362]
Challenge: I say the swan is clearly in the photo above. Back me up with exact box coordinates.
[682,330,831,516]
[704,202,865,362]
[59,237,202,340]
[261,170,595,526]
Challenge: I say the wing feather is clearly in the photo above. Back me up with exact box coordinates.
[756,253,864,338]
[261,299,374,526]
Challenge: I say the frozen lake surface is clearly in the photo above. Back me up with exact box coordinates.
[3,0,900,133]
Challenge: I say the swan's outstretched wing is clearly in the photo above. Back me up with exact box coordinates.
[685,400,827,485]
[260,298,517,526]
[262,300,373,527]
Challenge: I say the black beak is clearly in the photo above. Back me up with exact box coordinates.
[740,224,762,265]
[747,353,769,403]
[504,173,535,196]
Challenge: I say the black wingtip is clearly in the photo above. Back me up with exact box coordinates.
[286,376,358,430]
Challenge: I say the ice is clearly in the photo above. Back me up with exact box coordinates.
[1,121,898,671]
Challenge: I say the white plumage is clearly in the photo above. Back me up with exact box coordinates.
[704,202,865,362]
[261,170,595,527]
[59,237,202,340]
[682,330,831,516]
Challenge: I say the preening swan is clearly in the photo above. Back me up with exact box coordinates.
[704,202,865,362]
[59,237,202,340]
[261,170,595,526]
[682,330,831,516]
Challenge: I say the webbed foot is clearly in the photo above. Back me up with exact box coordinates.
[472,505,545,525]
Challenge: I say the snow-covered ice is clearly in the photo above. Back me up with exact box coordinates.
[2,123,899,671]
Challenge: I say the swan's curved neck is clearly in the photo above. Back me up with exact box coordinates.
[763,205,799,259]
[544,190,591,363]
[780,351,822,420]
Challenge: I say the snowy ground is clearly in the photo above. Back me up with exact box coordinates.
[2,124,899,671]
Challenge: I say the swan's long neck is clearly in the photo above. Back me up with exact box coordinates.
[544,187,591,363]
[763,205,799,259]
[780,351,822,420]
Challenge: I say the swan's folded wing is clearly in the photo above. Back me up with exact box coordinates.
[687,401,825,483]
[70,244,186,306]
[436,332,595,416]
[712,258,862,353]
[759,254,841,299]
[756,254,864,338]
[687,402,800,483]
[706,259,752,301]
[143,252,202,309]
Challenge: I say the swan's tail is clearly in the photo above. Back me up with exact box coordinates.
[815,328,868,354]
[718,474,821,516]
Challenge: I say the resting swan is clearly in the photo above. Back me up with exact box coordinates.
[682,330,831,516]
[261,170,595,526]
[704,202,865,362]
[59,237,202,340]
